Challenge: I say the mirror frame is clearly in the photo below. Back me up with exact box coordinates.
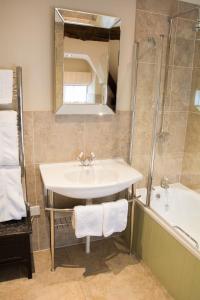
[54,8,121,115]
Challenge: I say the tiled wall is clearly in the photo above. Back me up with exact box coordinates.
[24,111,131,250]
[24,0,200,251]
[133,0,198,188]
[181,34,200,191]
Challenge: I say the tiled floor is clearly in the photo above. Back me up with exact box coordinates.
[0,237,173,300]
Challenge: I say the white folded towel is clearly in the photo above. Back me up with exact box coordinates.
[0,70,13,104]
[0,110,19,165]
[73,204,103,238]
[0,166,26,222]
[102,199,128,237]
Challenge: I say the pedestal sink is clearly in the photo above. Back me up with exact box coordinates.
[39,158,143,199]
[40,158,143,268]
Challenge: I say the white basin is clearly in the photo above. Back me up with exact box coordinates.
[39,159,143,199]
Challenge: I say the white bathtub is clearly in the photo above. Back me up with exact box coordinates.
[137,183,200,255]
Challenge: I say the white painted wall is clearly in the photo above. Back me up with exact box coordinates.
[0,0,136,111]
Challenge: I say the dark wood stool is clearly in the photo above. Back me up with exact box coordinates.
[0,210,32,279]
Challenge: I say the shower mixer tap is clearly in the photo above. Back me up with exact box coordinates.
[161,177,170,190]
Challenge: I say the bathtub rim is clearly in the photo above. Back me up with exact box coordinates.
[135,199,200,261]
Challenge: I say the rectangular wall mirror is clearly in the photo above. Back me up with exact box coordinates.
[54,8,121,115]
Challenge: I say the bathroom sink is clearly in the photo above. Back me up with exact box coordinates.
[39,159,143,199]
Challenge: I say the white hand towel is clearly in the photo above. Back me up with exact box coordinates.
[73,204,103,238]
[0,110,19,165]
[0,166,26,222]
[0,70,13,104]
[102,199,128,237]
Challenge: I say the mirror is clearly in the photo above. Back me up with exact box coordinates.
[54,8,121,115]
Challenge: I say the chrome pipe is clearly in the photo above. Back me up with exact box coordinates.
[146,35,165,207]
[129,42,139,165]
[158,19,173,138]
[49,191,55,271]
[85,199,92,254]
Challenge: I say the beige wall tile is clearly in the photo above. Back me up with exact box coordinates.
[133,110,154,155]
[136,0,178,16]
[135,10,169,42]
[174,38,195,67]
[184,112,200,153]
[33,112,85,163]
[25,164,36,206]
[193,41,200,68]
[135,63,157,110]
[178,1,199,21]
[23,112,34,164]
[176,18,196,40]
[161,112,188,154]
[189,68,200,112]
[181,152,200,190]
[31,219,40,252]
[153,152,183,185]
[170,67,192,111]
[84,112,130,160]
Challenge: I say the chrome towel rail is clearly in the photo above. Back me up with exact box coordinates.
[45,197,140,214]
[45,191,141,271]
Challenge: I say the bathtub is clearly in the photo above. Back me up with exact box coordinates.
[137,183,200,254]
[134,183,200,299]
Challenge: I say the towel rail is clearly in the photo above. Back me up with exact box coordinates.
[46,190,140,271]
[45,196,141,213]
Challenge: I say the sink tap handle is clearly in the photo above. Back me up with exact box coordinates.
[90,152,96,161]
[77,152,84,162]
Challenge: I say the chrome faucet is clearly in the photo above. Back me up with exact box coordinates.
[77,152,96,167]
[161,176,169,190]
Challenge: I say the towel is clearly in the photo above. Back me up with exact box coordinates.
[0,70,13,104]
[73,204,103,238]
[0,110,19,165]
[0,166,26,222]
[102,199,128,237]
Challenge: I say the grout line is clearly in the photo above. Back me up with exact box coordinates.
[136,7,198,22]
[137,61,194,69]
[136,8,172,18]
[32,111,40,250]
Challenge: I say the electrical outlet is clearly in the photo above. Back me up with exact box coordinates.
[30,205,40,217]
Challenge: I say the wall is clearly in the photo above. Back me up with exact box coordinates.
[0,0,136,111]
[0,0,136,250]
[132,0,198,188]
[181,34,200,191]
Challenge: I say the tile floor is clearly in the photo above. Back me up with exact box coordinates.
[0,237,173,300]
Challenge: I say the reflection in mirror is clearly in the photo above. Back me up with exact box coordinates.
[54,8,121,115]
